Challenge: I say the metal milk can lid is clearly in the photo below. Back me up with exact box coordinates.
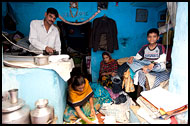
[2,98,25,113]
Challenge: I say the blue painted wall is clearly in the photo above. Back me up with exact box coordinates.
[2,2,188,123]
[168,2,188,123]
[1,2,167,82]
[90,3,167,82]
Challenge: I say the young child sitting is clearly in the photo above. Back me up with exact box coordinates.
[126,28,169,91]
[127,28,166,73]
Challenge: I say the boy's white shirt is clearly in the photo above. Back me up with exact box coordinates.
[134,53,166,64]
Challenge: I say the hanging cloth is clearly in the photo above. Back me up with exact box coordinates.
[167,2,177,28]
[90,16,119,53]
[4,2,17,31]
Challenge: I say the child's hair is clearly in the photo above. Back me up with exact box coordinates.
[102,51,112,59]
[47,7,59,18]
[147,28,159,36]
[71,75,85,90]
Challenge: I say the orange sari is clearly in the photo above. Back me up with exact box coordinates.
[68,78,94,107]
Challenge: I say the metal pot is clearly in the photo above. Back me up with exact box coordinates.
[2,105,31,124]
[2,89,30,124]
[33,55,49,66]
[30,99,54,124]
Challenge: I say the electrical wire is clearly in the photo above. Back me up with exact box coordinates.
[2,33,43,54]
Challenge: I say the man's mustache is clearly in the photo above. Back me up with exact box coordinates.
[49,20,53,23]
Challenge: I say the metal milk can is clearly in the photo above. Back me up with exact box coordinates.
[2,89,30,124]
[30,99,54,124]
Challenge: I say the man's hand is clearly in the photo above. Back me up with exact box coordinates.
[128,56,134,64]
[45,46,54,54]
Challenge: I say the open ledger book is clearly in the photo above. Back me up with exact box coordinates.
[139,87,188,119]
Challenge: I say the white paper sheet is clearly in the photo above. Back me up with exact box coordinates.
[137,107,171,124]
[140,87,188,112]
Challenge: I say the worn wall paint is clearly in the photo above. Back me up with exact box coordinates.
[91,3,167,82]
[2,2,98,36]
[168,2,188,123]
[2,2,188,123]
[2,67,67,124]
[1,2,167,82]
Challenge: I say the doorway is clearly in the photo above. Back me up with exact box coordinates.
[57,21,92,82]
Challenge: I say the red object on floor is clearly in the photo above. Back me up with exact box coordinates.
[96,112,105,124]
[170,116,178,124]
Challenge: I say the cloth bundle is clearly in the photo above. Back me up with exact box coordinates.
[99,93,136,123]
[117,62,129,78]
[113,94,127,104]
[99,102,129,123]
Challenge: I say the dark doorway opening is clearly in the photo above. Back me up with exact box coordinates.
[57,21,91,54]
[57,21,92,82]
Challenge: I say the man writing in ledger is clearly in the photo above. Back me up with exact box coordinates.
[29,7,61,55]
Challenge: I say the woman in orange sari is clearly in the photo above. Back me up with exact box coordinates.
[64,75,99,124]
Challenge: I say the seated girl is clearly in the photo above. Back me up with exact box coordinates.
[63,75,101,124]
[99,51,118,88]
